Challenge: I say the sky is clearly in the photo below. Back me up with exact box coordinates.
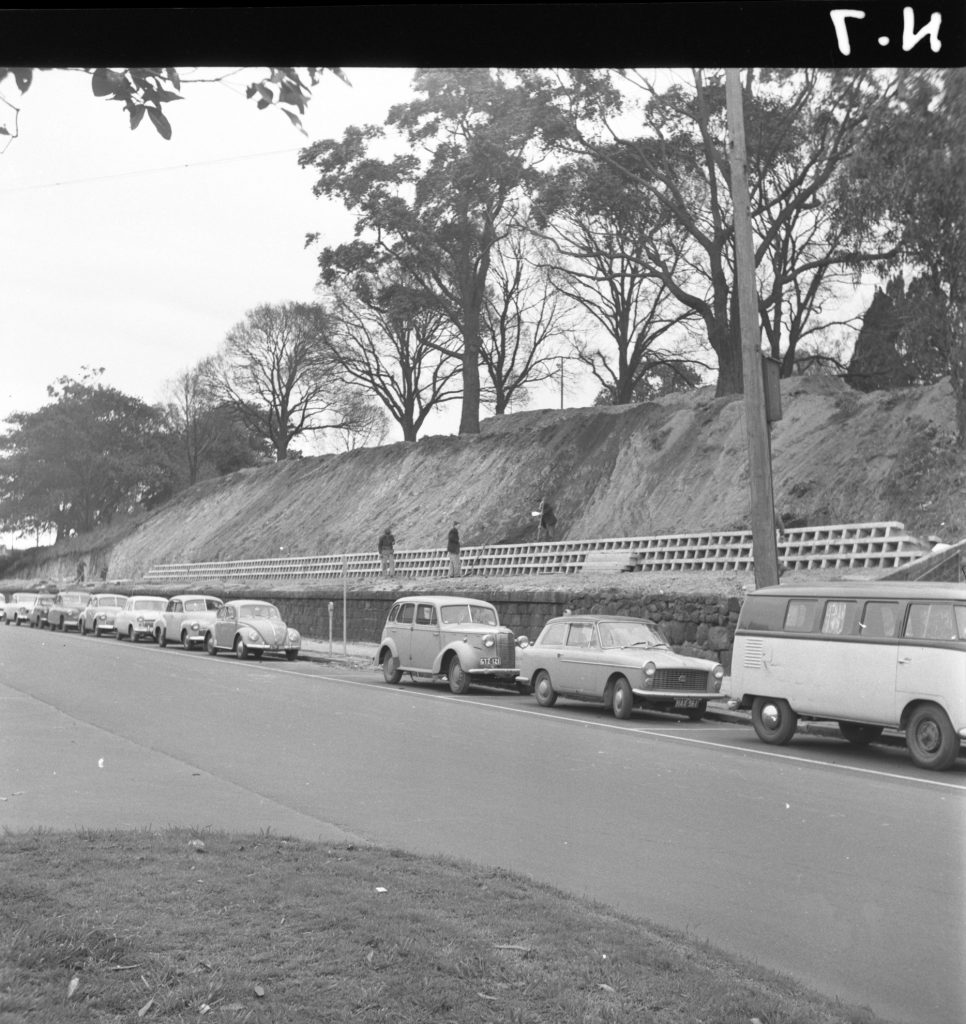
[0,67,588,448]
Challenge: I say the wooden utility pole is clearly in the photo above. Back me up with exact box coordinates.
[725,68,779,589]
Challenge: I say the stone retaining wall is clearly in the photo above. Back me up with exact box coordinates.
[269,588,742,670]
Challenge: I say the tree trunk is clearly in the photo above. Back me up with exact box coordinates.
[712,321,744,397]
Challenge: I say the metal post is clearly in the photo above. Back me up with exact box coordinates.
[726,68,779,589]
[341,555,348,657]
[328,600,334,656]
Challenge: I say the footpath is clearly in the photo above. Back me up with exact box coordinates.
[295,638,907,749]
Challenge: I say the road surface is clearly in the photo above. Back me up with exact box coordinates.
[2,626,964,1024]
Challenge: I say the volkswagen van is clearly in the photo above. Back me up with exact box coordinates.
[730,582,966,770]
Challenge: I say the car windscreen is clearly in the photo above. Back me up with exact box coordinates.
[597,621,668,649]
[184,599,208,612]
[440,604,498,626]
[133,600,167,611]
[101,597,126,607]
[240,604,281,620]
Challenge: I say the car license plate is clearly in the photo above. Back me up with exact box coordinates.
[480,657,501,666]
[674,698,700,708]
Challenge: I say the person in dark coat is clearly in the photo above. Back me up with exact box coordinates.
[378,526,396,577]
[447,521,461,577]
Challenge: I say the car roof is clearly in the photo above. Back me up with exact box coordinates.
[227,598,274,606]
[543,615,659,626]
[393,595,495,607]
[172,594,223,601]
[751,582,966,601]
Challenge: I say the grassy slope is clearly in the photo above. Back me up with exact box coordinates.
[5,375,963,585]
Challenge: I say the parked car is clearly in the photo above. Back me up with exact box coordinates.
[204,600,301,660]
[27,594,56,628]
[155,594,224,649]
[378,595,527,694]
[115,596,168,642]
[517,614,726,721]
[79,593,128,636]
[4,592,38,626]
[46,591,91,631]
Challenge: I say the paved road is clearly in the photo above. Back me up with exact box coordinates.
[2,626,964,1024]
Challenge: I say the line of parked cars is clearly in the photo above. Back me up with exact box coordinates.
[0,590,301,661]
[377,594,727,721]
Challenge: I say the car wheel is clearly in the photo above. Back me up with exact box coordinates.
[128,627,137,643]
[447,657,470,695]
[157,629,167,648]
[115,628,124,640]
[906,704,959,771]
[751,696,798,745]
[838,721,883,746]
[205,633,218,656]
[235,638,248,660]
[80,619,87,636]
[684,701,708,722]
[285,649,298,662]
[533,670,557,707]
[612,676,634,720]
[181,632,192,651]
[382,652,403,684]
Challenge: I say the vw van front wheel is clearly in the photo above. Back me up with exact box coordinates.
[906,704,959,771]
[447,658,470,695]
[751,697,798,745]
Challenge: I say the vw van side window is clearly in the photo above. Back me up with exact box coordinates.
[397,603,415,625]
[905,602,960,641]
[784,599,818,633]
[859,601,899,638]
[415,604,436,626]
[740,595,785,631]
[821,600,858,636]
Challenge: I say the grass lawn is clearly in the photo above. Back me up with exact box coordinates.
[1,828,884,1023]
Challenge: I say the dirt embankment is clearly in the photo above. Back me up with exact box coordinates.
[7,375,964,585]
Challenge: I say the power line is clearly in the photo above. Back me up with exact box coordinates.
[0,146,303,193]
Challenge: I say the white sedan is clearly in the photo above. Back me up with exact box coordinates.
[114,596,168,642]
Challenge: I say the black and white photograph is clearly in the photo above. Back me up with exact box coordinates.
[1,5,964,1024]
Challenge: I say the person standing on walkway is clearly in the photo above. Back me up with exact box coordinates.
[378,525,396,577]
[447,521,461,577]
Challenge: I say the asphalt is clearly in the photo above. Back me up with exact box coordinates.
[295,637,909,748]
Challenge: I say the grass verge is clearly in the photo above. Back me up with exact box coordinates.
[1,828,884,1023]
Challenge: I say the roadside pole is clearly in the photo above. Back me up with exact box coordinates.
[725,68,779,589]
[341,555,347,657]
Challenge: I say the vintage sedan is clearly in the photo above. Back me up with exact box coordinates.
[155,594,224,649]
[115,596,168,642]
[378,595,527,694]
[517,614,726,721]
[79,593,128,636]
[46,591,91,631]
[4,592,38,626]
[27,594,56,628]
[204,600,301,660]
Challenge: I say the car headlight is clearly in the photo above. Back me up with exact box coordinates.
[642,660,656,689]
[287,629,300,644]
[711,665,725,692]
[515,635,530,649]
[245,629,259,642]
[481,634,495,648]
[188,621,201,631]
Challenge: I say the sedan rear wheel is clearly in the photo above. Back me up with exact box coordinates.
[612,676,634,720]
[533,670,557,707]
[382,651,403,684]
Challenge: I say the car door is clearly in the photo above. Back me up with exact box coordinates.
[214,606,235,648]
[551,621,596,695]
[165,599,182,640]
[410,603,441,668]
[389,602,416,666]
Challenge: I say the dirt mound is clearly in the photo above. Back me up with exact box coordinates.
[8,375,964,583]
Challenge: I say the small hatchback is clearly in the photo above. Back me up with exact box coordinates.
[115,596,168,642]
[517,614,726,720]
[378,595,526,694]
[46,591,91,631]
[155,594,224,649]
[79,594,127,636]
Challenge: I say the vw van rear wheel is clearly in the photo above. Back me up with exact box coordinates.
[382,652,403,685]
[838,722,883,746]
[752,697,798,744]
[612,676,634,719]
[533,671,557,707]
[447,658,470,695]
[906,704,959,771]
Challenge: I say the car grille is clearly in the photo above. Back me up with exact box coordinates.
[652,669,710,692]
[493,634,515,669]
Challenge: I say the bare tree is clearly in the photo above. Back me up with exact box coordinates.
[324,278,463,442]
[205,301,353,460]
[480,229,574,414]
